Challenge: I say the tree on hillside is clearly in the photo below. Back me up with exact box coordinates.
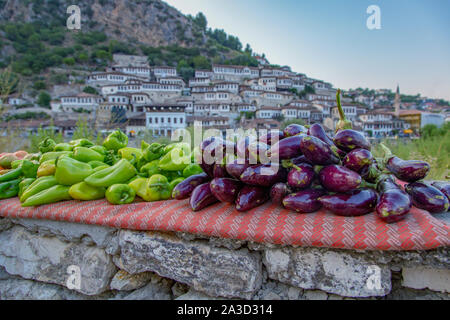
[37,91,51,108]
[193,12,208,31]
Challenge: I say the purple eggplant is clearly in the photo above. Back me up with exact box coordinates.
[190,183,219,211]
[431,182,450,201]
[283,189,327,213]
[270,183,291,205]
[260,130,285,145]
[308,123,334,146]
[385,157,430,183]
[283,124,308,137]
[213,163,231,178]
[210,178,242,203]
[248,141,270,164]
[225,159,250,180]
[333,129,371,152]
[268,135,304,160]
[172,173,210,200]
[236,135,257,162]
[319,165,362,193]
[235,185,270,212]
[405,182,449,213]
[287,163,315,189]
[379,144,430,182]
[319,188,378,217]
[343,149,374,173]
[376,188,411,223]
[300,135,340,165]
[376,176,401,193]
[240,164,287,187]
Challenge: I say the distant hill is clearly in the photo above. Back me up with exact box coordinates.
[0,0,259,89]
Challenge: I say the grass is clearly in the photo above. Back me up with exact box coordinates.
[372,132,450,180]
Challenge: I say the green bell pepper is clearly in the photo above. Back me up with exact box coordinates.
[54,143,73,152]
[55,156,93,186]
[19,178,35,198]
[163,142,191,156]
[158,148,191,171]
[69,182,106,201]
[0,167,22,183]
[105,184,136,205]
[22,185,72,207]
[21,160,39,178]
[182,163,203,178]
[104,150,119,166]
[140,160,161,178]
[118,147,143,163]
[93,165,110,172]
[39,138,57,154]
[20,175,58,203]
[160,170,183,182]
[69,139,94,148]
[84,159,137,188]
[37,159,56,177]
[11,159,24,169]
[103,130,128,152]
[146,174,171,201]
[129,175,171,202]
[90,145,107,155]
[73,147,105,163]
[143,142,166,162]
[168,177,184,197]
[89,160,108,169]
[39,151,72,164]
[0,178,21,199]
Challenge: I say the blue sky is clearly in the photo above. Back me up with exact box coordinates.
[164,0,450,100]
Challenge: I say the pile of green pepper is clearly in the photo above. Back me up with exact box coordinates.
[0,129,203,207]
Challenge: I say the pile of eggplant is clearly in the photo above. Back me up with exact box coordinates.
[172,90,449,223]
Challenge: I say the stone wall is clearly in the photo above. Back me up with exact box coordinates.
[0,216,448,300]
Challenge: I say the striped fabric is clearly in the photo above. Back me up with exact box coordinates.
[0,197,448,250]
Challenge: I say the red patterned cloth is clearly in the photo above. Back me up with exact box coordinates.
[0,197,448,250]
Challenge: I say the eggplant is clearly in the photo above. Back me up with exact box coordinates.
[379,144,430,182]
[190,183,219,211]
[270,183,291,205]
[213,163,230,178]
[319,165,362,193]
[260,130,285,145]
[268,135,304,160]
[236,135,257,162]
[282,189,327,213]
[343,149,374,173]
[235,185,269,212]
[405,182,449,213]
[308,123,334,146]
[376,176,401,193]
[283,124,308,137]
[300,135,340,165]
[172,173,210,200]
[287,163,315,189]
[431,181,450,201]
[333,129,371,152]
[225,159,250,180]
[210,178,242,203]
[376,188,411,223]
[240,164,287,187]
[248,141,270,164]
[319,188,378,217]
[385,157,430,182]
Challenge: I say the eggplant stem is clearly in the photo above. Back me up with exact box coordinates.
[336,89,346,121]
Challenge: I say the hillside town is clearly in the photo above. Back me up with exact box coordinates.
[1,53,448,139]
